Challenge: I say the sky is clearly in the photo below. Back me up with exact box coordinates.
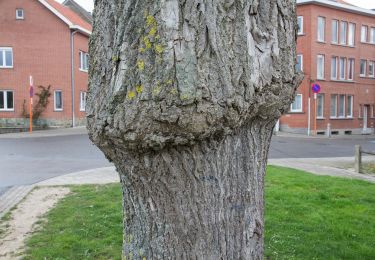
[57,0,375,13]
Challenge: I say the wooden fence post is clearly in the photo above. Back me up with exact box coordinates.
[355,145,362,173]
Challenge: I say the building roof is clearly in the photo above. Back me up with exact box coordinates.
[62,0,93,24]
[38,0,92,35]
[297,0,375,17]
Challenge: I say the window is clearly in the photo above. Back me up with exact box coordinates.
[331,20,339,43]
[348,23,355,46]
[317,55,325,79]
[340,21,347,45]
[317,94,324,118]
[0,48,13,68]
[347,95,353,118]
[0,90,14,111]
[16,9,24,20]
[296,54,303,72]
[54,90,63,111]
[360,59,366,76]
[338,95,345,117]
[317,17,325,42]
[371,27,375,43]
[331,56,338,79]
[361,25,368,42]
[369,61,375,77]
[79,51,89,71]
[297,16,303,35]
[80,91,87,111]
[330,95,337,118]
[291,94,302,112]
[339,57,346,80]
[348,58,355,80]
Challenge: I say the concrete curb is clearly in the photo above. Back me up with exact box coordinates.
[0,185,35,219]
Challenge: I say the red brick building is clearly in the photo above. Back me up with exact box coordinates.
[280,0,375,135]
[0,0,91,129]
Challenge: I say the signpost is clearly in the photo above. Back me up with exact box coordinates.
[29,76,34,133]
[311,83,321,135]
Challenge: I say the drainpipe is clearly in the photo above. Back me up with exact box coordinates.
[70,30,78,127]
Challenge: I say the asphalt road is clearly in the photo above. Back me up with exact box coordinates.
[0,131,374,195]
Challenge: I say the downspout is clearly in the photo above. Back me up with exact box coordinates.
[70,30,78,127]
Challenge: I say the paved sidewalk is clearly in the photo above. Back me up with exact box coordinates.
[0,167,119,219]
[0,126,88,139]
[269,157,375,183]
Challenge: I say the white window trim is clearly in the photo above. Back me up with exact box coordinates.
[79,51,89,72]
[369,61,375,78]
[16,9,24,20]
[348,23,355,47]
[371,27,375,44]
[338,95,346,118]
[297,54,303,72]
[297,16,304,35]
[330,95,338,118]
[317,16,326,42]
[331,19,339,44]
[361,25,368,43]
[316,94,324,119]
[80,91,87,111]
[290,94,303,113]
[360,59,367,77]
[339,57,346,80]
[54,90,63,111]
[331,56,337,80]
[347,96,353,118]
[0,47,14,69]
[317,54,325,80]
[347,58,354,81]
[339,21,347,45]
[0,90,15,111]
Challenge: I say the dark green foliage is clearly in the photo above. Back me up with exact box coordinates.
[22,85,51,120]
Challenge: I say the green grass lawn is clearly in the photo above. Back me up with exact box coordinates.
[22,166,375,259]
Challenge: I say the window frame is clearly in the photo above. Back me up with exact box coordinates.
[340,21,347,45]
[371,27,375,44]
[330,94,338,118]
[339,57,346,80]
[331,19,339,44]
[16,9,24,20]
[331,56,338,80]
[317,54,325,80]
[360,59,367,77]
[316,94,324,119]
[54,90,63,111]
[317,16,326,42]
[297,16,304,35]
[347,58,355,81]
[361,25,368,42]
[80,91,87,111]
[296,54,303,72]
[0,90,15,111]
[369,61,375,78]
[338,94,345,118]
[290,94,303,113]
[79,51,89,72]
[347,95,353,118]
[348,23,355,46]
[0,47,14,69]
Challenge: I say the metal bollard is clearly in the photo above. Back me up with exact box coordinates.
[326,123,331,138]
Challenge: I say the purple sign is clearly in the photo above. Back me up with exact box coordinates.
[29,86,34,98]
[312,83,321,94]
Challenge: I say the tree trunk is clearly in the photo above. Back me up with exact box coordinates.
[119,120,273,259]
[87,0,301,258]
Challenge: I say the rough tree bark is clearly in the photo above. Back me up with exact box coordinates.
[87,0,301,258]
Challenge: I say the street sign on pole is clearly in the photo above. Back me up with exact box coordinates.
[312,83,321,94]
